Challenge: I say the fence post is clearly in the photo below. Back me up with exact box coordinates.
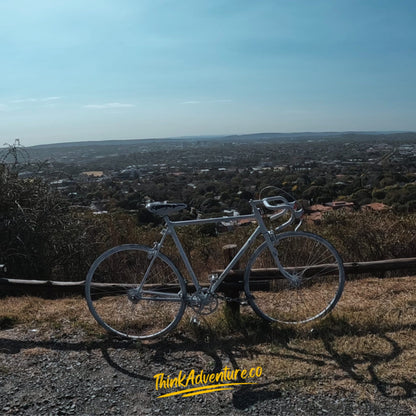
[222,244,241,325]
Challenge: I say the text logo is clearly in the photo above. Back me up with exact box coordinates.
[154,366,262,398]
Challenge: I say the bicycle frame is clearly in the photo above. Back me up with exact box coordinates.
[86,192,345,340]
[150,199,283,296]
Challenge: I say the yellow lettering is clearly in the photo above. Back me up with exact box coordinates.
[168,376,177,388]
[155,365,262,396]
[177,371,186,387]
[202,373,210,384]
[186,369,195,386]
[195,370,203,385]
[215,370,224,383]
[153,373,164,390]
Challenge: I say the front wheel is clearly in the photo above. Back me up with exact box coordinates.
[85,244,187,340]
[244,231,345,324]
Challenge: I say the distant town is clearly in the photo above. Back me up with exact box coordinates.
[4,131,416,222]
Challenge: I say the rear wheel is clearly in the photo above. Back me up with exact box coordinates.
[244,232,345,324]
[85,244,186,339]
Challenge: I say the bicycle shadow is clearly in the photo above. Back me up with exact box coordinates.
[319,328,416,400]
[1,318,416,404]
[248,319,416,401]
[138,317,416,401]
[99,332,283,406]
[0,328,282,408]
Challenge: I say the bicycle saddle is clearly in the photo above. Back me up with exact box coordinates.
[146,201,187,216]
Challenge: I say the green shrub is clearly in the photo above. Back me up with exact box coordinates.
[310,210,416,262]
[0,164,93,280]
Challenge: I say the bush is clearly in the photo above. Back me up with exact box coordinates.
[310,210,416,262]
[0,164,96,280]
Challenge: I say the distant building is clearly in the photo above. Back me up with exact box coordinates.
[81,171,104,177]
[305,204,332,223]
[324,201,354,210]
[362,202,390,212]
[305,201,354,224]
[17,171,35,179]
[308,204,333,213]
[117,167,140,179]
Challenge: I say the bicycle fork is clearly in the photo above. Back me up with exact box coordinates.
[261,230,302,287]
[128,230,169,302]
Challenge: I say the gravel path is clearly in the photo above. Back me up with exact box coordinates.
[1,327,415,416]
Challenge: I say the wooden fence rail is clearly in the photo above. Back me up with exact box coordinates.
[215,257,416,280]
[1,257,416,298]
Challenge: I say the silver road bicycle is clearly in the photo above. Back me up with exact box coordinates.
[85,189,345,340]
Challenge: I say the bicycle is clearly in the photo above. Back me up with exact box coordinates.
[85,188,345,340]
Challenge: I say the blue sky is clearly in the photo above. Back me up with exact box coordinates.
[0,0,415,146]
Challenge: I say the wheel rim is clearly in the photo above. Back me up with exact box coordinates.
[245,232,344,324]
[86,245,186,339]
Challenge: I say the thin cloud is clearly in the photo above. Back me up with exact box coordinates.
[11,97,62,104]
[84,102,135,109]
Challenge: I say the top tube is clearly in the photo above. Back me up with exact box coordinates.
[167,199,272,227]
[169,213,257,227]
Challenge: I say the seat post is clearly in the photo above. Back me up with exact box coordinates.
[222,244,241,325]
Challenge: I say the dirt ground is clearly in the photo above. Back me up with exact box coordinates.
[2,276,416,415]
[1,324,416,416]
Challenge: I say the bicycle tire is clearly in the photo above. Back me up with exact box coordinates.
[244,231,345,324]
[85,244,187,340]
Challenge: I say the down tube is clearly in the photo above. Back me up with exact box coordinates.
[210,226,263,293]
[165,221,202,290]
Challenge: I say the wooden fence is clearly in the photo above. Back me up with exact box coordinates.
[1,256,416,299]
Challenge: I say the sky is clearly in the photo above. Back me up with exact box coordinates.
[0,0,415,146]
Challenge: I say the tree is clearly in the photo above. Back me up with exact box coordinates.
[0,141,98,280]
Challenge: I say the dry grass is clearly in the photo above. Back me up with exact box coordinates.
[232,276,416,400]
[0,296,100,337]
[1,276,416,400]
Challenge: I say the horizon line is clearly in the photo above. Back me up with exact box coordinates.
[24,130,416,148]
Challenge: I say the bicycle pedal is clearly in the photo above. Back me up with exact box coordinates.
[190,316,200,326]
